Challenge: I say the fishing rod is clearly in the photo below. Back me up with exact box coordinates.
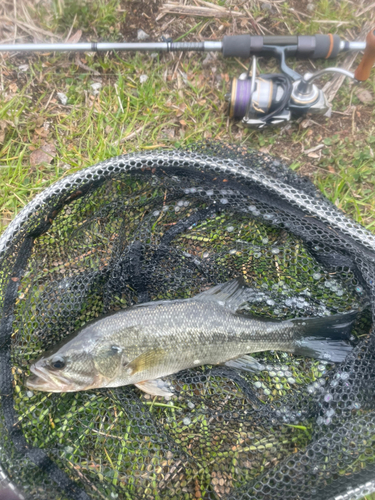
[1,29,375,128]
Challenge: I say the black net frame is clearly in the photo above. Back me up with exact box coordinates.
[0,142,374,500]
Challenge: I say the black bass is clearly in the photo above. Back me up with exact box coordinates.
[26,279,355,397]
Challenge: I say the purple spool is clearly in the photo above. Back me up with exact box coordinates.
[230,78,252,119]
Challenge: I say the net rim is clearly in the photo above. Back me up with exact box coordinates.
[1,149,375,259]
[0,146,374,500]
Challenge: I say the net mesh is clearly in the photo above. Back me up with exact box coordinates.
[0,142,374,500]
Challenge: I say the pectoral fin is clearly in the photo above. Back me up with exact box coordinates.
[135,379,174,398]
[125,348,167,376]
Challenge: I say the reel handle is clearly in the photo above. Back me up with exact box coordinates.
[354,29,375,81]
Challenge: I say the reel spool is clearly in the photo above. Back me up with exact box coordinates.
[227,57,292,128]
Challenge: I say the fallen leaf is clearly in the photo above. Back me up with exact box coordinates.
[300,119,313,129]
[67,29,82,44]
[18,64,29,72]
[175,103,187,116]
[35,127,49,138]
[355,88,373,104]
[0,121,7,143]
[307,151,321,159]
[137,29,149,41]
[259,145,272,154]
[30,143,56,166]
[9,82,18,93]
[57,92,68,105]
[179,119,187,126]
[162,127,175,139]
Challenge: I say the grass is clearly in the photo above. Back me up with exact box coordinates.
[1,0,375,499]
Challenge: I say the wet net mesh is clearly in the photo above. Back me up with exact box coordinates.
[0,142,374,500]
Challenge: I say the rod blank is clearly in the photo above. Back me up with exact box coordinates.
[0,39,366,53]
[0,41,223,52]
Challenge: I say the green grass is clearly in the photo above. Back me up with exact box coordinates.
[1,0,375,499]
[0,0,374,231]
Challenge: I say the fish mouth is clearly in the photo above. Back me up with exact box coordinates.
[26,365,76,392]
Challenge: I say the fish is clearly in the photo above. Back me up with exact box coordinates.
[26,278,356,397]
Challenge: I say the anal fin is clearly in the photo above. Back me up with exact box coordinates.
[224,355,264,373]
[135,378,174,398]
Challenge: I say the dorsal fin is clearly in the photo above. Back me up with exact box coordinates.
[194,277,250,311]
[132,277,254,313]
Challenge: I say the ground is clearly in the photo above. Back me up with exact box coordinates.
[0,0,375,233]
[0,0,375,499]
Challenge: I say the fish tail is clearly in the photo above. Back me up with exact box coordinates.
[291,312,356,363]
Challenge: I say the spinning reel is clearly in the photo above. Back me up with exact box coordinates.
[227,30,375,128]
[227,56,355,129]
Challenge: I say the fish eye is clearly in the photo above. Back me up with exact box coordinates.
[50,356,66,370]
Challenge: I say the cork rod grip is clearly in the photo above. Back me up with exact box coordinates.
[354,29,375,81]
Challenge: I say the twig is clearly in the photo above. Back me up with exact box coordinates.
[172,51,183,80]
[351,105,356,135]
[65,13,77,42]
[0,59,3,92]
[304,144,324,155]
[112,124,148,145]
[158,3,245,18]
[243,6,262,35]
[114,83,124,113]
[331,110,351,116]
[357,1,375,17]
[311,20,352,24]
[284,20,292,34]
[75,54,100,76]
[13,0,17,43]
[194,0,228,12]
[67,461,108,500]
[0,35,28,43]
[0,15,60,39]
[44,89,55,110]
[288,8,311,18]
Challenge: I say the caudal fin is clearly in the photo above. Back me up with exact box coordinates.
[291,312,356,363]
